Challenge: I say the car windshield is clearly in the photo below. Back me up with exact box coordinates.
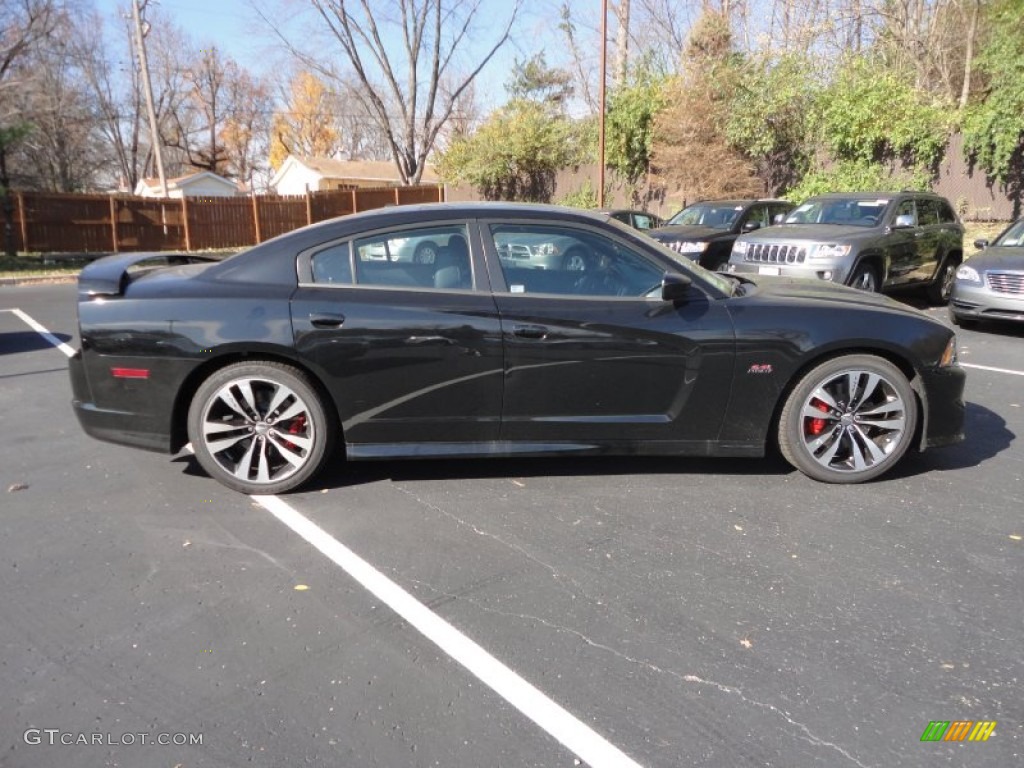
[666,203,743,230]
[994,220,1024,246]
[784,198,890,227]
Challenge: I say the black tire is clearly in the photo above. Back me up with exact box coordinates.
[187,361,335,494]
[927,257,958,305]
[847,263,880,292]
[413,241,438,264]
[777,354,918,484]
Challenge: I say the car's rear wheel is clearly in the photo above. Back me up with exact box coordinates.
[848,263,880,292]
[188,362,334,494]
[927,257,958,305]
[777,355,917,483]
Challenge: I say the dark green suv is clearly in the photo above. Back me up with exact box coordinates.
[725,191,964,303]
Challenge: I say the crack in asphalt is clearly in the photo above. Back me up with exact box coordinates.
[393,483,874,768]
[408,578,874,768]
[392,484,607,606]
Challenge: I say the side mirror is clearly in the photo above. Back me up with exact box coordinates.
[974,238,989,250]
[661,272,692,302]
[893,214,916,229]
[742,220,761,232]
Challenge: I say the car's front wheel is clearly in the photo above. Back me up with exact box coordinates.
[187,362,335,494]
[848,263,880,292]
[777,355,918,483]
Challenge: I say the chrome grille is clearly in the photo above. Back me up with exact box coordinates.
[744,242,808,264]
[986,271,1024,295]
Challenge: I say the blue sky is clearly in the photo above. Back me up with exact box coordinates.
[91,0,569,111]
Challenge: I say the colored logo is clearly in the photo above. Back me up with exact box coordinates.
[921,721,996,742]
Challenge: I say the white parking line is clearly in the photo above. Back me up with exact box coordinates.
[3,308,76,358]
[252,493,643,768]
[7,306,642,766]
[961,362,1024,377]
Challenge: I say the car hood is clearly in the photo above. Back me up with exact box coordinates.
[649,225,727,241]
[744,274,929,316]
[740,224,874,242]
[966,247,1024,271]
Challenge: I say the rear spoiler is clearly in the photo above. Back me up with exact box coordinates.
[78,252,220,298]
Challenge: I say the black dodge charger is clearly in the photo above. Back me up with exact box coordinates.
[69,202,965,493]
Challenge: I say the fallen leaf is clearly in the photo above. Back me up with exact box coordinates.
[511,479,526,488]
[734,524,743,531]
[740,638,753,649]
[1009,534,1022,541]
[182,540,191,548]
[294,584,310,591]
[941,663,955,669]
[7,483,29,493]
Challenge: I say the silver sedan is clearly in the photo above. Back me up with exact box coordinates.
[950,218,1024,328]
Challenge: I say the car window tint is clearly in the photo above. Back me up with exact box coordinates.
[311,242,353,285]
[937,200,958,224]
[352,224,472,290]
[894,199,916,223]
[917,198,940,226]
[745,205,769,228]
[490,224,664,298]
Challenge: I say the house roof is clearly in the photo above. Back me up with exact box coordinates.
[270,155,440,188]
[135,170,243,194]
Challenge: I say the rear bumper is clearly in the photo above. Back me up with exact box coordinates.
[69,350,172,453]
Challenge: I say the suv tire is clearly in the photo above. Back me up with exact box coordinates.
[848,263,879,292]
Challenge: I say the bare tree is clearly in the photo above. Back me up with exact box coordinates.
[558,3,598,113]
[266,0,520,184]
[164,46,271,179]
[1,0,58,254]
[613,0,630,88]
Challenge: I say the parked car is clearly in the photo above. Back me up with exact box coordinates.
[648,199,795,270]
[949,217,1024,328]
[360,226,465,264]
[725,191,964,302]
[70,202,965,494]
[599,209,663,231]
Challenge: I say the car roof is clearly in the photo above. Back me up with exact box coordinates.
[684,199,791,207]
[802,191,942,201]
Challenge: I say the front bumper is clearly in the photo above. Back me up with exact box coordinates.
[728,260,852,284]
[949,282,1024,324]
[917,364,966,450]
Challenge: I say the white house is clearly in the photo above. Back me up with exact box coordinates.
[134,170,242,198]
[270,156,439,196]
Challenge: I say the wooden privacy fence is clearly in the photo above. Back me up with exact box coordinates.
[10,184,444,254]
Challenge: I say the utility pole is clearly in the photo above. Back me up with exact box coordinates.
[132,0,167,197]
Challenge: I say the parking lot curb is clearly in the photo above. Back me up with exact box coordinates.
[0,275,78,287]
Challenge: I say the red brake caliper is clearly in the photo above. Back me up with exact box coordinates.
[806,400,831,436]
[280,414,306,452]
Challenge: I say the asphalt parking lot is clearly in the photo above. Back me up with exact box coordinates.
[2,282,1022,768]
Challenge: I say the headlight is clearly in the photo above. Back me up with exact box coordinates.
[955,264,981,283]
[939,336,958,367]
[732,241,749,256]
[675,241,708,254]
[810,243,851,260]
